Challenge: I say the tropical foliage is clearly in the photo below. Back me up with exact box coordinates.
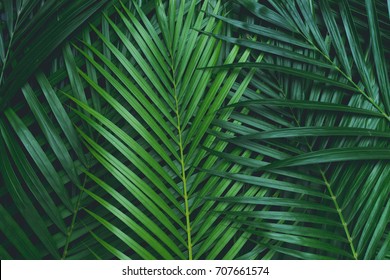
[0,0,389,260]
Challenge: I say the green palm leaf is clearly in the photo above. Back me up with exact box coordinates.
[0,0,112,110]
[0,0,155,260]
[65,0,258,259]
[206,0,390,259]
[1,0,389,261]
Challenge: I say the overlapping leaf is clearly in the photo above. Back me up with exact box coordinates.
[207,0,390,259]
[68,0,258,259]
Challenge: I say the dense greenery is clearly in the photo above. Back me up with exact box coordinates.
[0,0,389,260]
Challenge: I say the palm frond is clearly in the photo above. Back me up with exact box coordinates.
[1,0,389,260]
[0,0,154,260]
[66,0,257,259]
[0,0,113,110]
[206,0,390,259]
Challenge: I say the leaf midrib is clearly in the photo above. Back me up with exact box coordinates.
[173,78,193,260]
[280,88,358,259]
[171,51,192,259]
[302,27,390,123]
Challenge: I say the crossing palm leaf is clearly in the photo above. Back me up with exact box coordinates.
[206,0,390,259]
[67,0,263,260]
[1,0,389,260]
[0,0,156,260]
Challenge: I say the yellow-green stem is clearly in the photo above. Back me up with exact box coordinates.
[174,92,193,260]
[171,61,192,259]
[308,40,390,123]
[320,171,358,259]
[286,96,358,259]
